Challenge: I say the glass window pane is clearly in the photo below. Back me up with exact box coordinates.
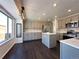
[0,12,7,42]
[8,18,13,38]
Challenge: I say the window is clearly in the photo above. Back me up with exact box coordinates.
[8,18,13,39]
[0,12,7,42]
[0,12,13,42]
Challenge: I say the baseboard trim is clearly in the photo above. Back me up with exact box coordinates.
[23,39,42,43]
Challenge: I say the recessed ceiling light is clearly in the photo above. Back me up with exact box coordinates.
[68,9,71,12]
[53,3,57,7]
[42,13,46,16]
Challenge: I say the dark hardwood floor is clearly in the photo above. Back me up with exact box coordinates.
[3,40,60,59]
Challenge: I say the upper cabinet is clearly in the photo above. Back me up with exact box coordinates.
[58,14,79,29]
[58,19,67,29]
[58,19,61,29]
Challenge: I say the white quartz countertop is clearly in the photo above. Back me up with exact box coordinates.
[60,38,79,49]
[42,32,56,35]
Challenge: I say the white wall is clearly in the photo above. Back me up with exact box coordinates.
[0,0,21,21]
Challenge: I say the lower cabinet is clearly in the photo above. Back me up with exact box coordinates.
[23,32,42,41]
[60,43,79,59]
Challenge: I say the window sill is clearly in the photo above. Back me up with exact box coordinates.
[0,38,14,46]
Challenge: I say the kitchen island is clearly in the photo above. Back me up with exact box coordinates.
[42,32,56,48]
[60,38,79,59]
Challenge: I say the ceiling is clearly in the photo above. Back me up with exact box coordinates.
[22,0,79,21]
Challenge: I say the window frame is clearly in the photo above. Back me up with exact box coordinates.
[8,17,13,39]
[0,11,14,42]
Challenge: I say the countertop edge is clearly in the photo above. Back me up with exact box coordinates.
[60,39,79,49]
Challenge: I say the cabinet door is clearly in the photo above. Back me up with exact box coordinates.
[58,18,70,29]
[61,19,66,29]
[58,20,62,29]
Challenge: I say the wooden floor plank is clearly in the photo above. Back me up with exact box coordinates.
[3,40,60,59]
